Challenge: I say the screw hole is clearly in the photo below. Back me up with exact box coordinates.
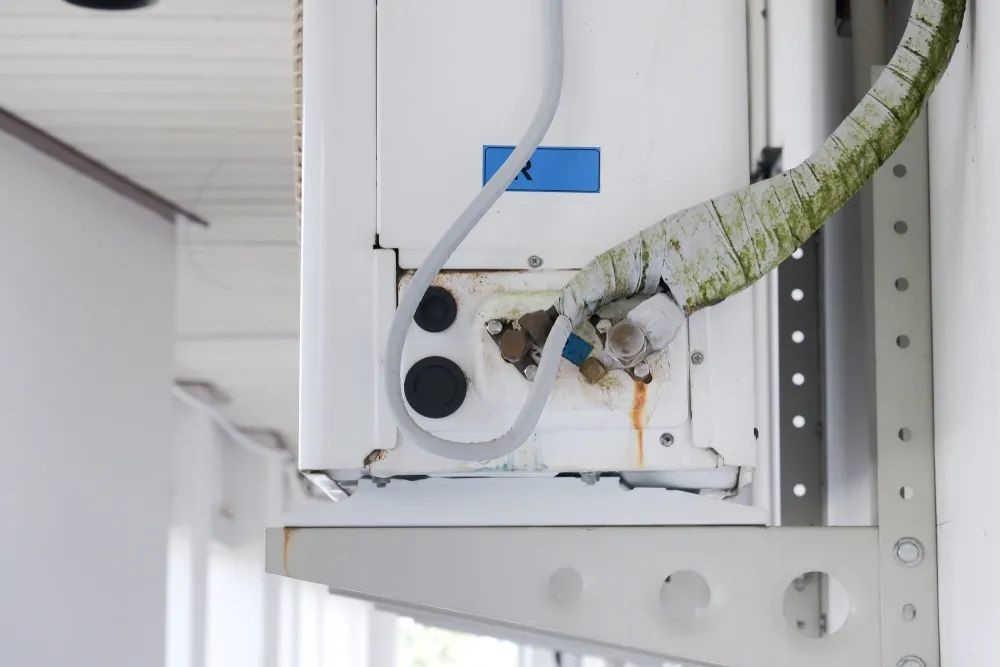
[899,427,913,442]
[784,572,850,637]
[894,220,909,234]
[897,335,911,349]
[900,486,915,500]
[895,278,910,291]
[902,604,918,622]
[893,164,908,177]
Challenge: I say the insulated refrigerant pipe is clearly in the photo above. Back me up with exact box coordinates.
[555,0,966,325]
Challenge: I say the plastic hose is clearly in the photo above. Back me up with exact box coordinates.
[382,0,567,462]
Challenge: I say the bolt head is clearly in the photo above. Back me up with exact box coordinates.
[549,567,583,604]
[633,362,651,377]
[659,432,675,447]
[527,255,544,269]
[373,477,390,488]
[523,364,538,381]
[691,351,705,365]
[580,472,599,485]
[897,657,925,667]
[894,538,924,567]
[486,319,503,336]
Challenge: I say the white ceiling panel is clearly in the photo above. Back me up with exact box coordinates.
[0,0,301,444]
[0,0,297,238]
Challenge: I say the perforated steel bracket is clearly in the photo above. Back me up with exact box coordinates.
[871,110,939,667]
[269,525,880,667]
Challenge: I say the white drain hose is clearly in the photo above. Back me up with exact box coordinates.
[382,0,568,462]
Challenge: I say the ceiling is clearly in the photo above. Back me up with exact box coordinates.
[0,0,301,443]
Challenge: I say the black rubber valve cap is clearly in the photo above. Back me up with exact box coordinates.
[403,356,467,419]
[413,286,458,333]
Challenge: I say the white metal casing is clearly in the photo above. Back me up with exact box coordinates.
[378,0,749,271]
[301,0,766,494]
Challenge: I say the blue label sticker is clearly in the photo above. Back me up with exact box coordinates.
[483,145,600,193]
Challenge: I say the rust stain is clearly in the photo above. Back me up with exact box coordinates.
[283,527,296,573]
[631,380,648,466]
[363,448,387,470]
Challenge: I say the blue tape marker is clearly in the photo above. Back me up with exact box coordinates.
[483,146,600,193]
[561,333,594,366]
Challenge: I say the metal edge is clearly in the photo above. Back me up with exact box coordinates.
[0,106,208,227]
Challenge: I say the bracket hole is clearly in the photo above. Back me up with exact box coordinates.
[793,483,807,497]
[895,278,910,291]
[660,570,711,622]
[896,335,911,349]
[894,220,909,234]
[784,572,850,638]
[792,247,804,260]
[900,486,915,500]
[902,604,918,622]
[791,330,805,344]
[792,415,806,429]
[791,288,805,302]
[893,164,908,177]
[899,427,913,442]
[792,372,806,386]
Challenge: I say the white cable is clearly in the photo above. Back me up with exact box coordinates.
[382,0,568,462]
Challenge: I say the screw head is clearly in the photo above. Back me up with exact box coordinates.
[691,351,705,365]
[549,566,584,604]
[595,319,612,334]
[373,477,390,488]
[486,319,503,336]
[580,472,599,486]
[659,432,675,447]
[897,656,925,667]
[633,362,651,378]
[523,364,538,381]
[527,255,544,269]
[894,538,924,567]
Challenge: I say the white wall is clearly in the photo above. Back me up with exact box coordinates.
[929,6,1000,666]
[0,131,175,666]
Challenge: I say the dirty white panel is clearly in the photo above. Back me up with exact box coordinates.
[363,272,718,479]
[302,0,762,502]
[378,0,749,269]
